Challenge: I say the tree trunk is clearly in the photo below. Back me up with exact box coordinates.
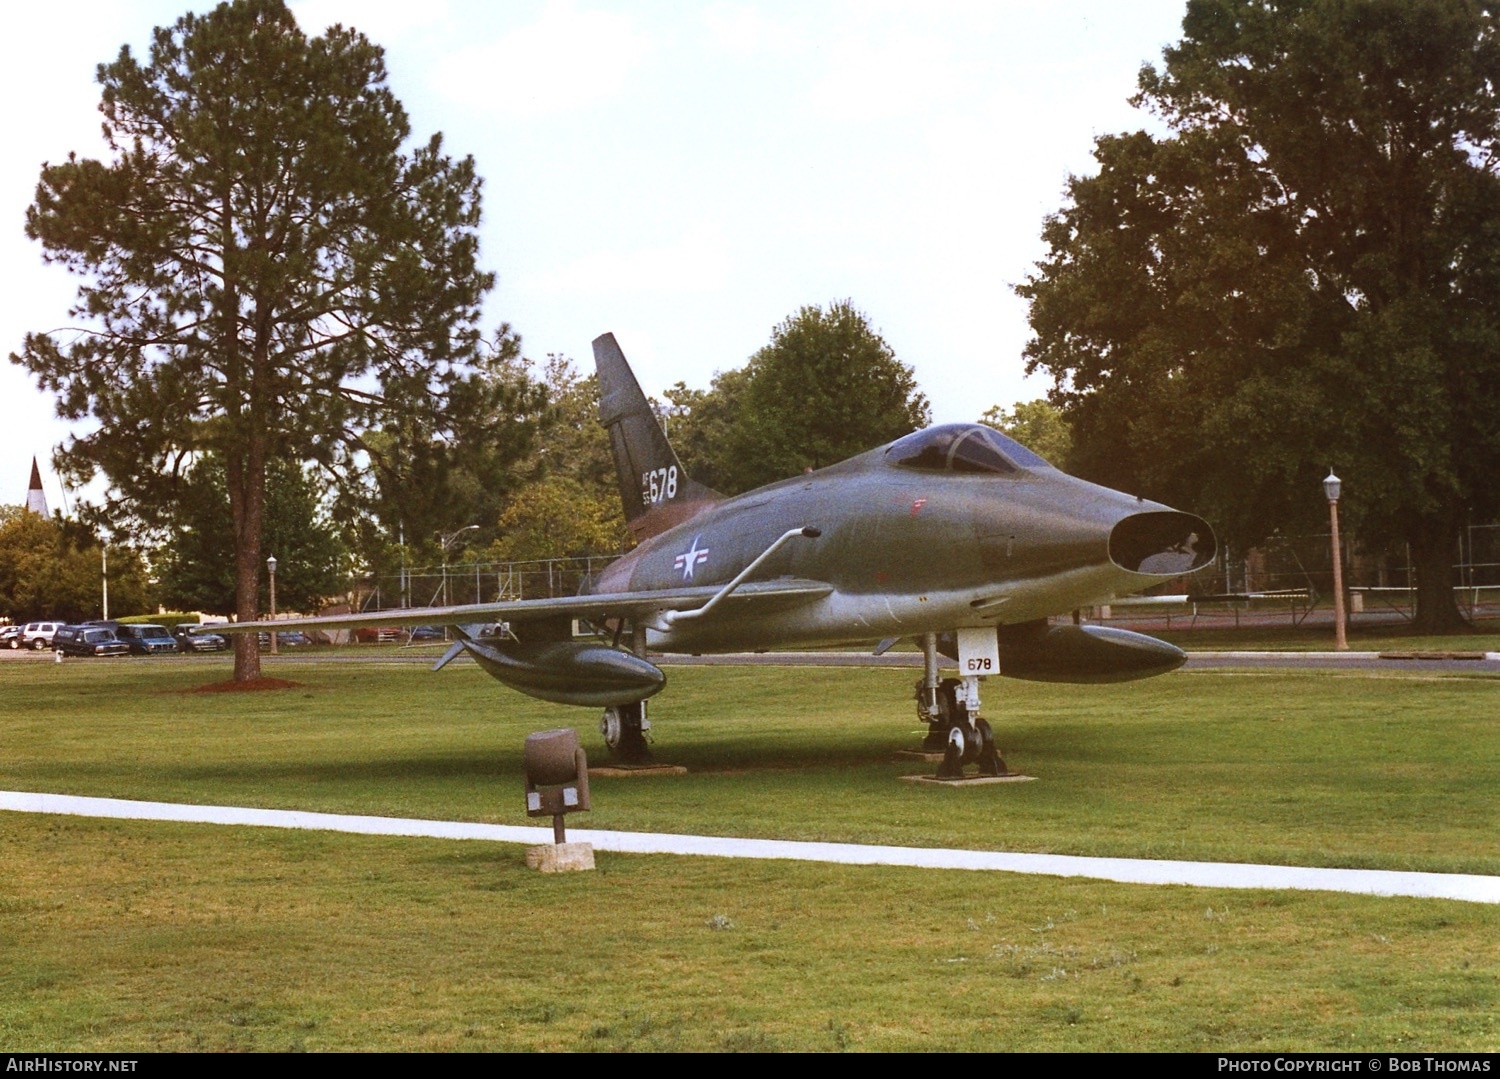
[228,441,267,681]
[1409,511,1469,635]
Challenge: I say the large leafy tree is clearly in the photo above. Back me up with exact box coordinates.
[0,512,151,623]
[13,0,503,677]
[1018,0,1500,632]
[530,354,618,499]
[670,301,930,494]
[489,475,627,563]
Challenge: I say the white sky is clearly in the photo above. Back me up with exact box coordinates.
[0,0,1188,511]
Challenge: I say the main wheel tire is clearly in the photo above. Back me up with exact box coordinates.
[600,707,623,750]
[32,638,47,651]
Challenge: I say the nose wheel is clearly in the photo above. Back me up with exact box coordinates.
[936,712,1005,779]
[916,672,1008,779]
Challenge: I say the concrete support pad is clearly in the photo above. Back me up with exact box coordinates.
[526,842,595,872]
[589,764,688,778]
[900,773,1037,786]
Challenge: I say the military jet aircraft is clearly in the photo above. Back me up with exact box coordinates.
[216,333,1214,776]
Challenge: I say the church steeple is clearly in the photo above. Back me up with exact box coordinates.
[25,457,49,516]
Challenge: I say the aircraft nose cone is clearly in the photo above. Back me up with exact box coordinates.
[1109,511,1216,576]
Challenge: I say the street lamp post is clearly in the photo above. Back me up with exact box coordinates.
[399,521,408,609]
[437,525,479,643]
[1323,471,1348,652]
[437,525,479,608]
[267,554,278,656]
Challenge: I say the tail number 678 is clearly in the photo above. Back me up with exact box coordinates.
[642,466,678,503]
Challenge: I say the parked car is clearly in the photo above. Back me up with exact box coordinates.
[257,630,314,647]
[354,626,400,643]
[407,625,444,642]
[114,623,179,656]
[21,621,64,650]
[1,626,23,649]
[53,624,131,657]
[173,625,227,652]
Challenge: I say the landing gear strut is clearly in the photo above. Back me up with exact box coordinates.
[916,677,963,747]
[600,701,652,764]
[914,632,1008,779]
[917,632,948,751]
[599,620,657,765]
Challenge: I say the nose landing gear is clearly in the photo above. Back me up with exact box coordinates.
[915,632,1010,780]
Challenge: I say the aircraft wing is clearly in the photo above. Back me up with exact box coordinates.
[206,578,834,635]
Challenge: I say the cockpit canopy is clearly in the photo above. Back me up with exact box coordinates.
[885,423,1053,474]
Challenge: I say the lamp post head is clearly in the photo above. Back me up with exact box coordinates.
[266,554,277,575]
[440,524,479,552]
[1323,470,1341,504]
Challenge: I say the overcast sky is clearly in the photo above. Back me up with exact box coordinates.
[1,0,1188,512]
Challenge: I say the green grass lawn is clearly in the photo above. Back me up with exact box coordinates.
[2,656,1498,1050]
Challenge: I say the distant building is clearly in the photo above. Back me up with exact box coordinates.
[25,457,48,516]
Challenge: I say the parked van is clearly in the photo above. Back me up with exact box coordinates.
[114,623,178,656]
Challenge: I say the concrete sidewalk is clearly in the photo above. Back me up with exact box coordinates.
[4,789,1497,904]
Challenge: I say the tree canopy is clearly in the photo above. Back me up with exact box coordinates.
[340,341,550,581]
[1018,0,1500,632]
[979,400,1073,468]
[13,0,508,675]
[481,355,630,564]
[489,475,627,563]
[661,365,753,494]
[668,301,931,494]
[154,455,345,616]
[0,511,150,623]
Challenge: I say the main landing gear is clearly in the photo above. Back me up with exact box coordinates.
[600,700,653,764]
[916,632,1009,779]
[598,619,656,766]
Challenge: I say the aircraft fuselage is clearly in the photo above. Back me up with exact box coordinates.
[593,438,1211,654]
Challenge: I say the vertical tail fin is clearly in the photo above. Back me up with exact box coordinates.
[593,333,720,541]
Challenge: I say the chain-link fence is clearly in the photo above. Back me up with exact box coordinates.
[353,555,619,614]
[1128,523,1500,626]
